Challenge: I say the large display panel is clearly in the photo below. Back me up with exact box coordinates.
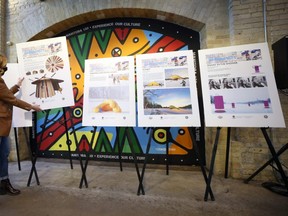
[136,50,201,127]
[199,42,285,128]
[16,36,75,110]
[31,18,204,165]
[83,56,136,126]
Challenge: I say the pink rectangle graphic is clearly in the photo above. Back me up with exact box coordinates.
[214,96,224,109]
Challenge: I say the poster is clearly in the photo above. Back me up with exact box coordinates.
[136,50,201,127]
[198,42,285,128]
[82,56,136,126]
[2,63,32,127]
[16,36,75,110]
[32,18,204,166]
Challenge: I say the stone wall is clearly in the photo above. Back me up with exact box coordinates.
[0,0,6,53]
[5,0,229,60]
[222,0,288,180]
[3,0,288,181]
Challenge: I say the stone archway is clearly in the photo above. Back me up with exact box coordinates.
[29,8,205,41]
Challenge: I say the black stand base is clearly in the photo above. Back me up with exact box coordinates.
[244,129,288,194]
[138,127,213,201]
[262,182,288,197]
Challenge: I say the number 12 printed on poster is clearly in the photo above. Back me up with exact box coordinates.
[199,42,285,128]
[136,50,201,127]
[16,36,75,110]
[82,56,136,127]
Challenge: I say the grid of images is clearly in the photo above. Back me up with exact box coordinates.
[142,56,192,115]
[209,75,267,90]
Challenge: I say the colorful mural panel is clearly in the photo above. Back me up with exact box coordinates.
[34,18,204,165]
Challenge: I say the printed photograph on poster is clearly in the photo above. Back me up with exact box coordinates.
[199,42,285,128]
[2,63,32,127]
[16,36,75,110]
[136,50,201,127]
[82,56,136,126]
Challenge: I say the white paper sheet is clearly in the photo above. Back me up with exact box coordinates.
[82,56,136,127]
[16,36,75,110]
[2,63,32,127]
[198,42,285,128]
[136,50,201,127]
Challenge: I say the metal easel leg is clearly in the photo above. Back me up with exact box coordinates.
[224,127,231,178]
[25,127,40,187]
[79,126,97,188]
[26,109,50,187]
[14,128,21,171]
[257,128,288,190]
[188,127,215,201]
[122,127,144,195]
[137,127,154,195]
[116,127,123,172]
[79,155,89,188]
[165,128,169,176]
[204,127,221,201]
[62,107,74,170]
[244,143,288,184]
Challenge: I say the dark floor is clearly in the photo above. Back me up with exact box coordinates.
[0,159,287,216]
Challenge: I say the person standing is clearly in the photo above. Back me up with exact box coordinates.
[0,54,42,195]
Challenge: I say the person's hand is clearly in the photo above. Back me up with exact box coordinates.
[17,77,24,87]
[31,104,42,112]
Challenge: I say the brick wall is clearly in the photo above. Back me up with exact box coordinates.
[3,0,288,181]
[229,0,266,45]
[0,0,6,53]
[5,0,228,61]
[208,0,288,181]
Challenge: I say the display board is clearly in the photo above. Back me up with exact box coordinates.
[32,18,204,166]
[136,50,201,127]
[16,36,75,110]
[2,63,32,127]
[83,56,136,126]
[198,42,285,128]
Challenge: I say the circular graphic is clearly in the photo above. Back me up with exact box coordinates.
[45,56,64,72]
[75,73,81,80]
[153,128,167,144]
[133,37,139,43]
[73,107,82,118]
[66,139,72,145]
[111,47,122,57]
[178,129,185,135]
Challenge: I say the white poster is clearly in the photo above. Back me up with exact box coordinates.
[136,50,201,127]
[16,36,75,110]
[2,63,32,127]
[82,56,136,127]
[198,42,285,128]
